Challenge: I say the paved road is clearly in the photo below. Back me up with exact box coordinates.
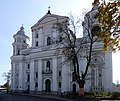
[0,91,60,101]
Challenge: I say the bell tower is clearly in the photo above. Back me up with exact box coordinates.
[12,26,30,55]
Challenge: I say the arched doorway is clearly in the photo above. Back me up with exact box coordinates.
[45,79,51,93]
[73,83,76,92]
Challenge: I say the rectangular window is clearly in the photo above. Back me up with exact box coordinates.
[36,72,38,78]
[27,74,30,82]
[35,33,39,38]
[58,82,61,88]
[36,41,38,46]
[28,64,30,69]
[99,74,101,77]
[35,82,38,87]
[59,71,61,77]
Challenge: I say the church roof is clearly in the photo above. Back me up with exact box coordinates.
[31,10,69,29]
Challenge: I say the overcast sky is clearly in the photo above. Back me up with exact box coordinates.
[0,0,120,85]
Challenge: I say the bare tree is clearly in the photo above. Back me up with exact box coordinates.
[54,8,101,96]
[3,70,11,91]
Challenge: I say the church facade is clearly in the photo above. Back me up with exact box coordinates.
[11,8,113,94]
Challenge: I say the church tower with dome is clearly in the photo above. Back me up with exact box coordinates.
[11,26,30,92]
[12,26,29,55]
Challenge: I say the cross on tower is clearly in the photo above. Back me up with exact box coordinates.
[47,6,51,14]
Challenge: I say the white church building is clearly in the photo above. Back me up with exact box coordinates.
[11,7,113,94]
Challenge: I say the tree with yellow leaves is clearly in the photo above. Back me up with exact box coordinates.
[93,0,120,51]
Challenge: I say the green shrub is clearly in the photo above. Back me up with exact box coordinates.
[111,92,120,98]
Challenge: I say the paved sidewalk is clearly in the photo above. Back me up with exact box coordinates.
[13,93,74,101]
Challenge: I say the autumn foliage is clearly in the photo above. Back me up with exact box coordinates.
[93,0,120,51]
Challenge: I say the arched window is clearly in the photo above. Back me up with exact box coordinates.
[47,37,51,45]
[46,61,50,71]
[72,72,76,81]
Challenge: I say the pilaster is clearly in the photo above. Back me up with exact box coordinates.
[38,59,42,92]
[52,57,57,92]
[30,60,35,92]
[11,62,16,91]
[18,62,23,91]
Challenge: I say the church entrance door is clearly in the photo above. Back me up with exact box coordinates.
[73,83,76,92]
[45,79,51,93]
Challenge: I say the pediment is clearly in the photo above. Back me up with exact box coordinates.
[31,13,69,29]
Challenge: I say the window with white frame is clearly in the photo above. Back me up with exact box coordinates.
[46,61,50,71]
[47,37,51,45]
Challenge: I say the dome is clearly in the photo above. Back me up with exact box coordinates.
[16,26,25,35]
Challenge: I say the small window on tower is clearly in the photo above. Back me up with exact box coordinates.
[58,82,61,88]
[36,41,38,46]
[23,40,26,43]
[59,71,61,77]
[35,33,39,38]
[28,64,30,69]
[36,72,38,78]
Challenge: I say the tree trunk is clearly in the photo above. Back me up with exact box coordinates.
[79,79,85,96]
[79,88,84,96]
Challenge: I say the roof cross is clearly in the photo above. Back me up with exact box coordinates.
[47,6,51,14]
